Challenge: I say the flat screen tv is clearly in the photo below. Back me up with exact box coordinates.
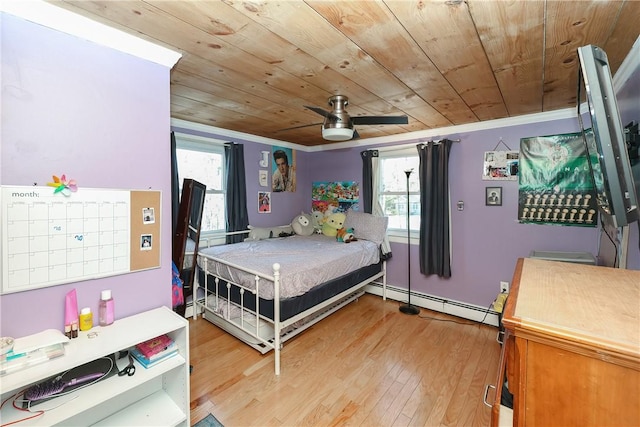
[577,44,639,228]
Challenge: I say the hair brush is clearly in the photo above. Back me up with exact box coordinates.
[24,372,104,401]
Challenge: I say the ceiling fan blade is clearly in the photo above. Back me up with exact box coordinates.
[277,122,323,132]
[351,115,408,125]
[304,106,340,121]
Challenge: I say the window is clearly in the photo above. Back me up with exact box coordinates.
[378,151,420,237]
[174,133,226,235]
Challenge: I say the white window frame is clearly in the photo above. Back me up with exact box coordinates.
[174,132,226,242]
[378,147,421,243]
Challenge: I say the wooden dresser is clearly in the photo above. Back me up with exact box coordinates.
[490,258,640,426]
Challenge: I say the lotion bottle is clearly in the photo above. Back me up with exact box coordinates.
[99,290,115,326]
[79,307,93,331]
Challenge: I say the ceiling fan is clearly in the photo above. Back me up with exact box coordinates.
[281,95,409,141]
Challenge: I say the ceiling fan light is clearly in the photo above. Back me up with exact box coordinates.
[322,127,354,141]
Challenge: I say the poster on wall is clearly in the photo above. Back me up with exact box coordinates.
[311,181,359,223]
[519,130,597,226]
[272,146,296,192]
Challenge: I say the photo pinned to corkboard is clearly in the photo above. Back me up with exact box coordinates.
[143,207,155,224]
[140,234,152,251]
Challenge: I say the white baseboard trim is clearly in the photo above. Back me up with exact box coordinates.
[186,283,501,328]
[365,283,500,328]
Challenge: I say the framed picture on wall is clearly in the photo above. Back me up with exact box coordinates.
[482,150,519,181]
[258,191,271,213]
[486,187,502,206]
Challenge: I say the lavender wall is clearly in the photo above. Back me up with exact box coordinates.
[175,87,640,309]
[175,116,609,308]
[244,144,313,226]
[310,119,607,307]
[1,14,173,338]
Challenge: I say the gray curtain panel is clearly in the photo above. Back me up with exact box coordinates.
[225,143,249,244]
[360,150,375,214]
[418,140,453,277]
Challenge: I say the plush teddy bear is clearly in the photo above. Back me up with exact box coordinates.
[322,212,346,237]
[291,212,315,236]
[336,227,357,243]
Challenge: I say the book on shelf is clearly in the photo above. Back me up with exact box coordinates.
[135,334,174,359]
[137,341,177,362]
[130,346,177,369]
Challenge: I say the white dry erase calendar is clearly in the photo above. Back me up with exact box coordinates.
[1,186,161,295]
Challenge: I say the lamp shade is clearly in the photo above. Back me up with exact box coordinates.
[322,127,354,141]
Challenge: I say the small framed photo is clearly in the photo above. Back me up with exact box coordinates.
[486,186,502,206]
[258,191,271,213]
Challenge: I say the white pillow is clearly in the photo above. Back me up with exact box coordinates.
[245,224,293,241]
[343,210,388,245]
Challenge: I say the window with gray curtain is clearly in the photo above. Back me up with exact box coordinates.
[361,149,392,259]
[225,143,249,244]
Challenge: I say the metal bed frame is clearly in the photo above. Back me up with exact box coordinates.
[193,249,386,375]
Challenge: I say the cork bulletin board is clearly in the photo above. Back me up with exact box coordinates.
[1,186,161,295]
[129,190,161,271]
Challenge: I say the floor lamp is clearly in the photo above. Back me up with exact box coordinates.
[399,169,420,315]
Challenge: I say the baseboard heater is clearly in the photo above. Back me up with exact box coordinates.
[365,282,501,327]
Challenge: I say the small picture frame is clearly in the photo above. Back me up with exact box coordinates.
[486,186,502,206]
[258,191,271,213]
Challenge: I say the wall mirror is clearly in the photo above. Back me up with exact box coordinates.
[172,178,206,316]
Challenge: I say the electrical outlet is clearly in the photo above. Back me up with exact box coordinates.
[500,281,510,293]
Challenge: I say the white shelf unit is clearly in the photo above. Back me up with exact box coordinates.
[0,306,190,426]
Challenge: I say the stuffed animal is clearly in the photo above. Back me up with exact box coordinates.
[322,212,346,237]
[311,210,325,233]
[291,212,315,236]
[336,227,357,243]
[245,224,293,241]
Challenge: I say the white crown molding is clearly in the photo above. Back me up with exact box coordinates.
[170,118,308,151]
[173,108,578,153]
[1,0,181,67]
[315,107,578,151]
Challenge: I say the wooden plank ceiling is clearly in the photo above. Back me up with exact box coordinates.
[52,0,639,146]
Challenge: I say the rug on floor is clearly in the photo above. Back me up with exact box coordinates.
[194,414,224,427]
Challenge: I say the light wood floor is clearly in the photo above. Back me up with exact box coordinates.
[188,294,500,426]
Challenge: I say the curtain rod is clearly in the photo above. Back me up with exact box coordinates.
[419,138,461,145]
[370,138,462,155]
